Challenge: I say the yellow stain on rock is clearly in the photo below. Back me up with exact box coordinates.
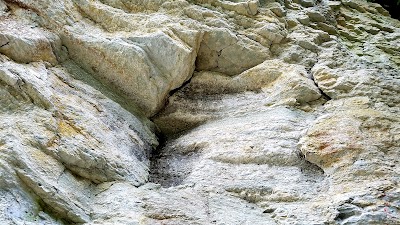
[58,120,81,136]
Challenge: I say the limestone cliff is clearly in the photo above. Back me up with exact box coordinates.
[0,0,399,224]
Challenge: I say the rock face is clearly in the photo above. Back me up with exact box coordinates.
[0,0,399,224]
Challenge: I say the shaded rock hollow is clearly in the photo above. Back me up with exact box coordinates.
[0,0,399,224]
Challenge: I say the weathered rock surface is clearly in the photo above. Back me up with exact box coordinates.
[0,0,399,224]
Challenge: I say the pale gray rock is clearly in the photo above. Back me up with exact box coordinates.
[0,19,59,65]
[0,1,7,12]
[299,97,400,225]
[62,28,202,116]
[0,56,156,223]
[307,10,327,22]
[153,59,322,134]
[196,28,270,75]
[267,2,286,17]
[195,0,259,16]
[3,0,203,116]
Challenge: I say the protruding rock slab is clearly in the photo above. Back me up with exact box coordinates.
[0,19,59,65]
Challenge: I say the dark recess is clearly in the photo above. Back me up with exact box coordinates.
[371,0,400,20]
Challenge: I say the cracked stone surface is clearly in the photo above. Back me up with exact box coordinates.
[0,0,399,224]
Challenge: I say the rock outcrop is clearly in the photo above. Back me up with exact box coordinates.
[0,0,399,224]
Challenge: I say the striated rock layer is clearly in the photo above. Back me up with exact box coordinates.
[0,0,399,224]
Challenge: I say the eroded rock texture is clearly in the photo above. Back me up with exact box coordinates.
[0,0,399,224]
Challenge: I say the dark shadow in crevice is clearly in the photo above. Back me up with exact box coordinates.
[148,142,200,188]
[371,0,400,20]
[3,0,39,13]
[296,150,325,177]
[148,128,203,187]
[308,68,332,102]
